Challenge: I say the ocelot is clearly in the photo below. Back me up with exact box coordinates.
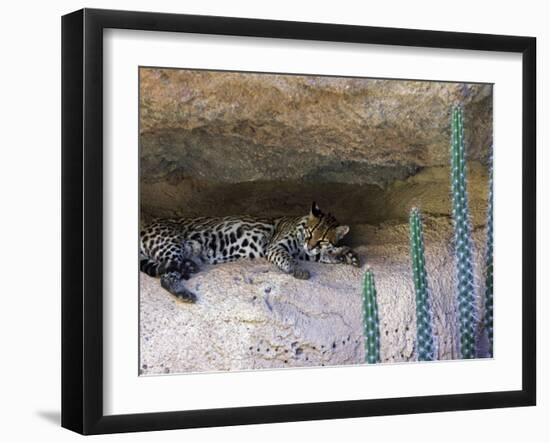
[140,202,360,302]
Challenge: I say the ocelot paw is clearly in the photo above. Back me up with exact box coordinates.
[292,268,311,280]
[180,259,199,279]
[161,271,197,303]
[340,247,361,267]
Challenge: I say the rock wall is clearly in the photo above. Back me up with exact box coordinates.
[140,162,489,227]
[139,68,491,226]
[140,69,492,188]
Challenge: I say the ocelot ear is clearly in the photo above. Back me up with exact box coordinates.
[310,201,322,218]
[335,225,350,241]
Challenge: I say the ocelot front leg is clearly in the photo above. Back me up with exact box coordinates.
[266,244,310,280]
[319,245,361,267]
[297,246,360,267]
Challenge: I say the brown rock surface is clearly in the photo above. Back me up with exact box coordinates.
[140,69,492,188]
[140,162,489,227]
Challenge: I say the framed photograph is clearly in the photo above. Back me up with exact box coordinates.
[61,8,536,435]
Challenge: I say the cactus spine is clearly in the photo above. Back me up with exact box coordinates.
[450,106,477,359]
[362,268,381,363]
[484,163,494,356]
[409,208,436,361]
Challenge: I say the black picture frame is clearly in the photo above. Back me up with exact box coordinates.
[61,8,536,435]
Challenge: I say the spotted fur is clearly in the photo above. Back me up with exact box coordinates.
[140,202,360,302]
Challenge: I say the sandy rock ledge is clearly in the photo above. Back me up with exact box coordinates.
[139,216,489,375]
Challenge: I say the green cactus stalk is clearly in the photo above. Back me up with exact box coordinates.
[362,268,380,364]
[484,162,494,356]
[450,106,478,359]
[409,208,436,361]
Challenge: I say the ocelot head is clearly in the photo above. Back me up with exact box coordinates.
[303,202,350,255]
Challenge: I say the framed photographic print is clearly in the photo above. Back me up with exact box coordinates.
[61,8,536,435]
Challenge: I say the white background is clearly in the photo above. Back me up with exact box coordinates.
[0,0,547,441]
